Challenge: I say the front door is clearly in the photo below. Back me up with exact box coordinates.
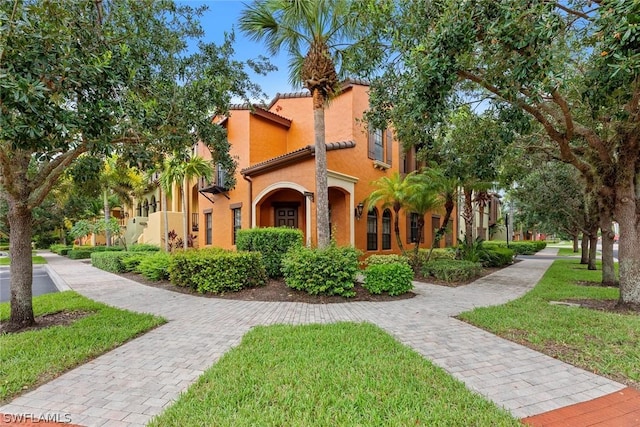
[275,207,298,228]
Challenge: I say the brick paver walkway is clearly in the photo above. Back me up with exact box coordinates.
[0,248,629,426]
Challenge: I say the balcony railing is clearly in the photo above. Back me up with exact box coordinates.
[199,163,228,195]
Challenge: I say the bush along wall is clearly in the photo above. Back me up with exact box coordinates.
[169,248,267,293]
[91,252,131,273]
[281,244,360,297]
[236,227,303,278]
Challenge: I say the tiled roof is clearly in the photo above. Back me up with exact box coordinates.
[241,141,356,177]
[267,79,370,109]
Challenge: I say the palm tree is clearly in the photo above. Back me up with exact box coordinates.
[240,0,357,248]
[98,156,142,246]
[160,154,213,251]
[473,188,493,241]
[367,172,411,252]
[419,168,458,261]
[404,172,444,256]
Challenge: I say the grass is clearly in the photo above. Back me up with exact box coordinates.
[150,322,519,427]
[0,291,165,402]
[0,255,47,265]
[557,247,581,256]
[459,259,639,386]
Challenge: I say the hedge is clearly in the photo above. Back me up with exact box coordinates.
[169,248,267,293]
[483,240,546,255]
[0,245,8,251]
[479,247,515,268]
[91,251,130,273]
[128,244,161,252]
[405,248,456,271]
[50,244,73,255]
[363,263,414,296]
[422,260,483,283]
[67,250,93,259]
[282,245,360,297]
[137,252,172,281]
[91,246,125,252]
[236,227,303,278]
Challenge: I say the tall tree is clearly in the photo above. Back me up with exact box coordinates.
[353,1,640,306]
[0,0,261,330]
[240,0,358,248]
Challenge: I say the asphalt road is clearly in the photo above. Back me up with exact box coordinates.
[0,265,59,303]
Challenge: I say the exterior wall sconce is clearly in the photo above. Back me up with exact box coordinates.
[355,202,365,220]
[303,191,314,202]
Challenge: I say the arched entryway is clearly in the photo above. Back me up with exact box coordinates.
[253,182,311,246]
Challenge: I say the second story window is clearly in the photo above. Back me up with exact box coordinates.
[368,129,384,162]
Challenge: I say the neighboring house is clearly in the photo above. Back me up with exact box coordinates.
[194,80,457,253]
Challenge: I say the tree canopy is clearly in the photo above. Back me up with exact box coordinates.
[351,0,640,305]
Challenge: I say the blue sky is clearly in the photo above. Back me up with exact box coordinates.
[177,0,299,102]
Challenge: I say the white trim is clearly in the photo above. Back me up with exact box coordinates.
[327,170,359,184]
[252,181,313,246]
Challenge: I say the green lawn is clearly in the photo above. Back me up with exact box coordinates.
[150,322,519,427]
[557,247,581,256]
[0,291,165,402]
[0,255,47,265]
[459,259,639,386]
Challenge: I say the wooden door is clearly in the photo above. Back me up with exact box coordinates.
[275,207,298,228]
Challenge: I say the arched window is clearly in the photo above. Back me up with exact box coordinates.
[382,209,392,250]
[150,196,157,213]
[143,200,149,217]
[367,208,378,251]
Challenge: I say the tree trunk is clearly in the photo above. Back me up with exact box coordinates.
[599,207,616,286]
[588,235,598,271]
[103,190,111,246]
[580,233,589,264]
[8,199,35,329]
[427,196,454,262]
[182,177,189,250]
[462,188,473,245]
[413,215,425,255]
[477,204,485,241]
[615,180,640,305]
[393,205,404,252]
[162,190,170,252]
[572,233,579,253]
[312,89,330,248]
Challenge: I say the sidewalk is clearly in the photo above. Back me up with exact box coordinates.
[0,248,629,426]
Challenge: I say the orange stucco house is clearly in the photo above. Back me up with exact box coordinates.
[195,80,457,253]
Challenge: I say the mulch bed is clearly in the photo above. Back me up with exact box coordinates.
[0,310,92,334]
[118,272,415,304]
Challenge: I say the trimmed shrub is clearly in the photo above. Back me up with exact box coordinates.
[281,244,360,297]
[483,240,545,255]
[121,253,151,272]
[128,244,161,252]
[0,245,9,251]
[136,252,171,281]
[67,250,93,259]
[365,254,410,266]
[91,251,130,273]
[91,246,125,252]
[236,227,303,278]
[50,244,73,255]
[422,260,482,283]
[363,263,414,296]
[479,247,515,268]
[169,248,267,293]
